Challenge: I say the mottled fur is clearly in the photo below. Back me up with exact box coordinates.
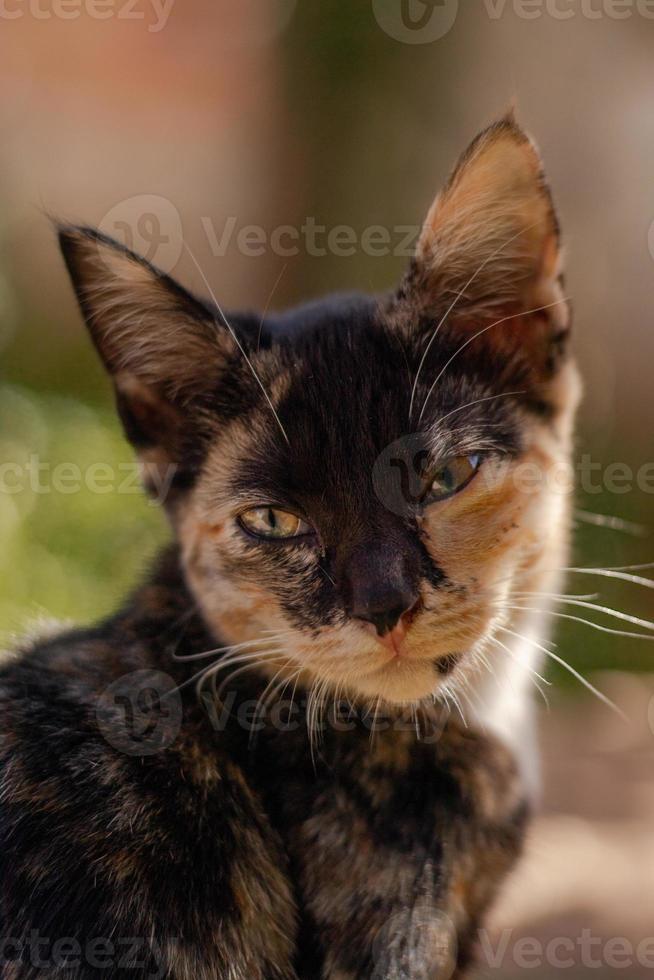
[0,552,527,979]
[1,117,579,977]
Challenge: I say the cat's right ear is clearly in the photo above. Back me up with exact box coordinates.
[403,116,570,374]
[58,225,239,497]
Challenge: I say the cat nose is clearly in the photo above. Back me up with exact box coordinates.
[346,546,421,637]
[342,537,423,638]
[352,593,418,637]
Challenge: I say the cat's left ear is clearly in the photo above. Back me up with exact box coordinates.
[408,115,569,366]
[58,225,242,500]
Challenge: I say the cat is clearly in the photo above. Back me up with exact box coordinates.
[0,115,580,979]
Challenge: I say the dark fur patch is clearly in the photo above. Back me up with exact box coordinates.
[0,551,527,979]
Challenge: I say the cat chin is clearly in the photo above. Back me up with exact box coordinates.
[346,656,458,704]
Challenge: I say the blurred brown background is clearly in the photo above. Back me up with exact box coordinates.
[1,2,653,975]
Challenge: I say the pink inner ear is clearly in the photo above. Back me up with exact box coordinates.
[415,118,563,323]
[59,224,233,401]
[115,373,182,446]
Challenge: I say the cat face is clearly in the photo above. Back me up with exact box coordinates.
[59,117,581,705]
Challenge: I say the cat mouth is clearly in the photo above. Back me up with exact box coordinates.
[352,647,465,704]
[366,647,463,677]
[360,598,424,659]
[435,652,462,676]
[374,624,409,658]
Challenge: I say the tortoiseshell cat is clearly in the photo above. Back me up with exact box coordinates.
[0,117,580,978]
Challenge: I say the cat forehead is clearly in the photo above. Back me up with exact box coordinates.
[264,314,518,440]
[262,292,380,342]
[200,344,521,510]
[194,295,526,498]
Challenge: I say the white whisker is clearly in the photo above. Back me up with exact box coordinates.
[504,590,599,602]
[564,566,654,590]
[510,593,654,633]
[370,695,383,746]
[574,509,648,537]
[429,390,527,432]
[203,649,287,701]
[250,663,298,739]
[490,635,551,688]
[417,297,569,424]
[488,636,550,710]
[444,686,467,726]
[183,241,290,445]
[173,634,288,662]
[500,602,654,643]
[497,625,628,721]
[408,220,545,422]
[256,262,288,352]
[593,562,654,573]
[484,560,654,599]
[206,652,284,681]
[165,653,276,700]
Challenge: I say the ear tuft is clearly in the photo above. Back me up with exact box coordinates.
[414,116,567,334]
[57,224,240,498]
[57,224,231,402]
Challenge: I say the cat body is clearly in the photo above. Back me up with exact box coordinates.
[0,549,526,979]
[0,117,580,977]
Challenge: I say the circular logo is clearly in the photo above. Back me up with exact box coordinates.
[215,0,298,46]
[372,432,432,518]
[372,0,459,44]
[98,194,183,271]
[96,669,183,756]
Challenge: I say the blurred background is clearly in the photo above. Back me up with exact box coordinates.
[0,1,653,975]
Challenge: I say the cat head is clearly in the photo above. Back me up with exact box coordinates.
[59,117,581,705]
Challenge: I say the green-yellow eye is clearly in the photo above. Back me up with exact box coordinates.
[428,454,481,502]
[238,506,313,540]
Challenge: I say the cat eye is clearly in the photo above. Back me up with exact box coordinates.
[238,506,313,541]
[427,454,481,502]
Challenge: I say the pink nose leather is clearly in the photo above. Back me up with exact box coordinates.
[376,621,408,656]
